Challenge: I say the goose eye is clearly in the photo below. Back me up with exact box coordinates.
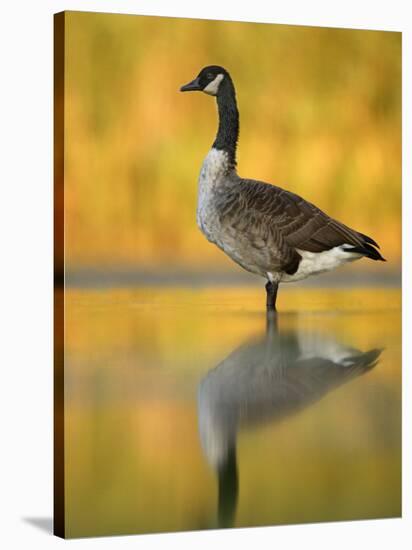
[207,72,214,80]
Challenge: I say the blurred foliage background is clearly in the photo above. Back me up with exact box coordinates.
[62,12,401,272]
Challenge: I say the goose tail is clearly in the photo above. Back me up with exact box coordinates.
[347,233,386,261]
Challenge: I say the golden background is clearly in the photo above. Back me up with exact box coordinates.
[57,13,402,537]
[64,12,401,270]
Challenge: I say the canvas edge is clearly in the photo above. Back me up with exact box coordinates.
[53,10,65,540]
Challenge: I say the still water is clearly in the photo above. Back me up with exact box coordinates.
[62,287,401,538]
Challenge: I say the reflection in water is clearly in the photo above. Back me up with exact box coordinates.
[198,314,382,528]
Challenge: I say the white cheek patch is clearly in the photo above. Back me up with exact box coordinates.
[203,73,224,96]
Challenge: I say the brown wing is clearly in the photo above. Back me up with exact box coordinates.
[236,179,383,264]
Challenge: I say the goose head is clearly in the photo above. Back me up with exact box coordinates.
[180,65,229,96]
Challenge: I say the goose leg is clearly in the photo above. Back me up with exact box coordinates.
[265,281,279,312]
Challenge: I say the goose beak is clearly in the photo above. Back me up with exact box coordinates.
[180,77,201,92]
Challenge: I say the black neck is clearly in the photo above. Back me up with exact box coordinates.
[217,445,238,528]
[213,76,239,169]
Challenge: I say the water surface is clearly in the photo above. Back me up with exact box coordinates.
[62,287,401,537]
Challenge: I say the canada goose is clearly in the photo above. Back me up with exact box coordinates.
[180,66,385,311]
[198,316,381,527]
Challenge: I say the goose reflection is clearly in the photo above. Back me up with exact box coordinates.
[197,315,381,528]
